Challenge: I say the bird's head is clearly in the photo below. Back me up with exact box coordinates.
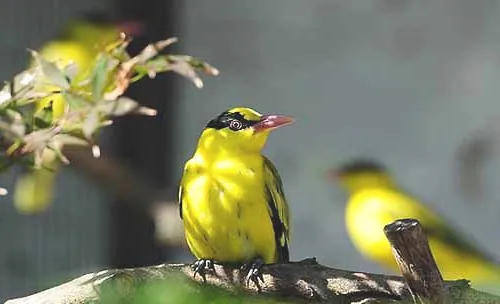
[197,107,294,154]
[327,158,395,193]
[61,11,144,47]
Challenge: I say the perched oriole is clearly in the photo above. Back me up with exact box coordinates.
[330,158,500,293]
[179,107,293,284]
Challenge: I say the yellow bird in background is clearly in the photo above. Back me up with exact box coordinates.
[179,107,293,284]
[13,12,142,213]
[329,158,500,292]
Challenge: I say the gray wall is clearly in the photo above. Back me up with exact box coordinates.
[175,0,500,274]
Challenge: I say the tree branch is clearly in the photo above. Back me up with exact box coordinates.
[63,145,163,214]
[384,219,450,304]
[62,145,187,247]
[4,259,499,304]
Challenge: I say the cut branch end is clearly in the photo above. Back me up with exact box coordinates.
[384,218,451,304]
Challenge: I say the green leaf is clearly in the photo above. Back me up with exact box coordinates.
[98,97,139,116]
[62,92,90,109]
[51,134,89,147]
[108,36,132,59]
[22,127,60,151]
[91,54,110,100]
[47,144,69,164]
[20,126,61,168]
[82,109,100,139]
[32,148,44,168]
[0,84,12,106]
[8,109,26,137]
[63,62,79,82]
[0,109,26,139]
[143,55,219,89]
[33,101,53,130]
[30,50,70,90]
[10,67,38,96]
[6,140,22,156]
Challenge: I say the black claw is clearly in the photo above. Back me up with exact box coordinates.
[191,259,215,281]
[241,257,265,288]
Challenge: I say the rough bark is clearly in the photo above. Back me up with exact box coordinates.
[4,258,500,304]
[384,219,450,304]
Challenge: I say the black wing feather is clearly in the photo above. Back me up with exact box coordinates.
[263,156,290,262]
[178,185,183,219]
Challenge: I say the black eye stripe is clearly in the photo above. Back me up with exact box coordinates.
[205,111,259,130]
[336,159,386,174]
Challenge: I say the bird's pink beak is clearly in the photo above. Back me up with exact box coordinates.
[252,114,295,133]
[326,168,340,181]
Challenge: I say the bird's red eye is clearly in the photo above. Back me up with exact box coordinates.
[229,120,243,131]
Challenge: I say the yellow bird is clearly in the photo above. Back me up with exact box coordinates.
[13,12,142,213]
[179,107,293,284]
[330,158,500,292]
[34,11,143,119]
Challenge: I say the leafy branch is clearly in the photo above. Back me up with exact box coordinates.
[0,35,218,195]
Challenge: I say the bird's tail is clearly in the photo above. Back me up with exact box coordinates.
[13,157,59,214]
[466,260,500,295]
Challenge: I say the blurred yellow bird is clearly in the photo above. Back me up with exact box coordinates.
[179,107,293,284]
[13,12,142,213]
[329,159,500,292]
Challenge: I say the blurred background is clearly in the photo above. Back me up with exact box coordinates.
[2,0,500,301]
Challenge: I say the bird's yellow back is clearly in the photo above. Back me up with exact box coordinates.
[343,174,500,288]
[33,20,121,118]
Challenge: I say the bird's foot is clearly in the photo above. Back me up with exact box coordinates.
[240,257,265,288]
[191,259,216,281]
